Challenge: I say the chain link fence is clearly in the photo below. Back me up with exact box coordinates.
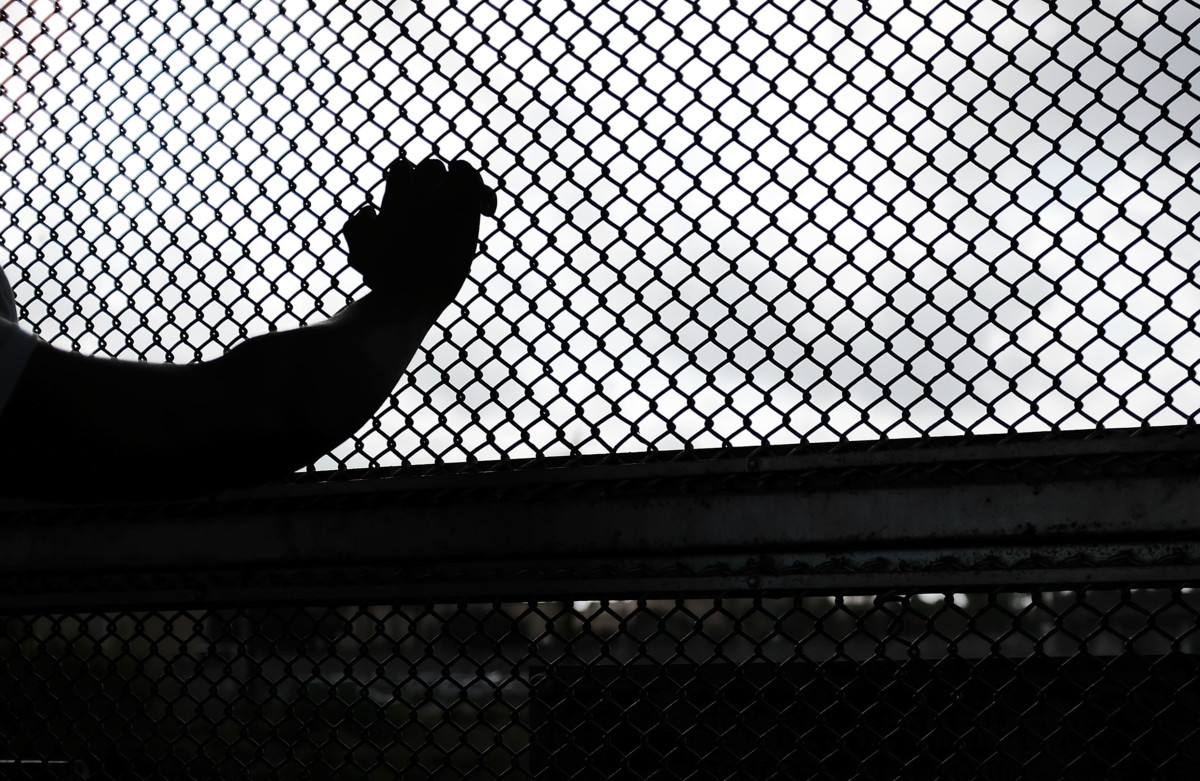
[3,0,1200,778]
[1,0,1197,472]
[3,588,1199,779]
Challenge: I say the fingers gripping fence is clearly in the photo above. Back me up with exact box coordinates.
[3,0,1200,779]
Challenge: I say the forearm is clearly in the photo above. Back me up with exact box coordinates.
[214,292,440,470]
[0,293,441,501]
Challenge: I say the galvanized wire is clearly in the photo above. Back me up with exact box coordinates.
[1,0,1196,472]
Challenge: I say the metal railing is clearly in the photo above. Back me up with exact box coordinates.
[3,426,1200,778]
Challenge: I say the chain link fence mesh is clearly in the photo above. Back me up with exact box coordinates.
[2,588,1199,779]
[3,2,1200,777]
[1,0,1196,472]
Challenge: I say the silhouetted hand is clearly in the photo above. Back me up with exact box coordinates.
[343,157,496,315]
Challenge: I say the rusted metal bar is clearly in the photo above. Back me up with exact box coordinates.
[2,427,1197,609]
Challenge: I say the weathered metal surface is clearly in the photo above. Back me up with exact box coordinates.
[1,428,1198,608]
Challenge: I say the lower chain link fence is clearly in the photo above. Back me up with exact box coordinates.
[3,587,1199,779]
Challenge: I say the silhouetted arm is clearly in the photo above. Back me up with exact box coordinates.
[0,158,492,502]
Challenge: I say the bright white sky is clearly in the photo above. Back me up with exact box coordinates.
[1,0,1197,469]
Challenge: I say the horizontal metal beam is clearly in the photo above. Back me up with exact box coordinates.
[2,428,1198,609]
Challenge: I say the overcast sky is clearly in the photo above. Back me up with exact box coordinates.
[1,0,1197,469]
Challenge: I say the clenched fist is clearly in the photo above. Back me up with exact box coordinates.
[343,157,497,316]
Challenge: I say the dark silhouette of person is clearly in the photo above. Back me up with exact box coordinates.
[0,157,496,502]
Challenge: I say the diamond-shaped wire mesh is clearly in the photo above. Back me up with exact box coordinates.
[3,589,1199,779]
[4,3,1200,777]
[1,0,1196,472]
